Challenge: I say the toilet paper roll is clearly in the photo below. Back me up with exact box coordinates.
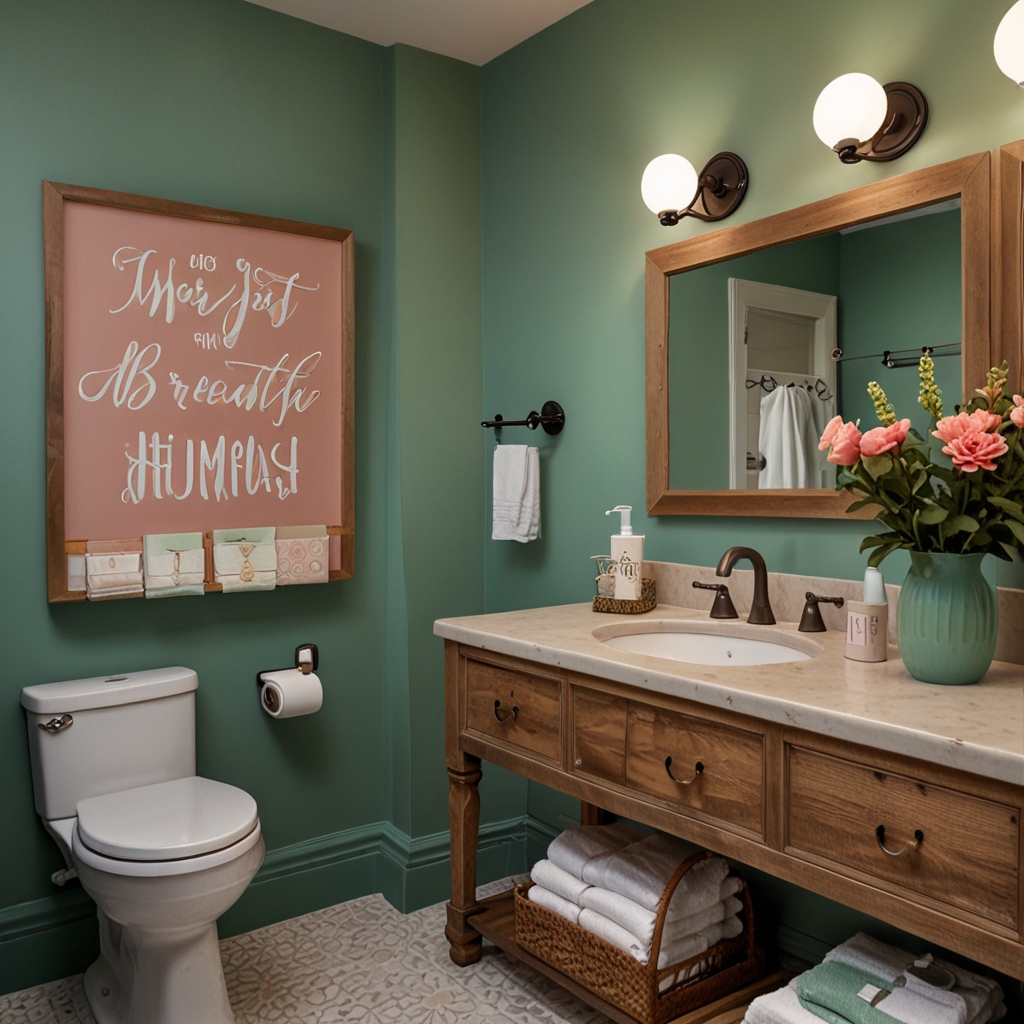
[259,669,323,718]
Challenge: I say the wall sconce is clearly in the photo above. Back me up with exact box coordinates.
[813,73,928,164]
[995,1,1024,87]
[641,152,748,226]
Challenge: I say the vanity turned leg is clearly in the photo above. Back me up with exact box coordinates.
[446,755,483,967]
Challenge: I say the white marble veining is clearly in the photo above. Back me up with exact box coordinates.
[435,574,1024,785]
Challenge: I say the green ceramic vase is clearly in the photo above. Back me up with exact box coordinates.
[897,552,998,686]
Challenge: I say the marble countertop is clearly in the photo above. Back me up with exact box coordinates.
[435,602,1024,785]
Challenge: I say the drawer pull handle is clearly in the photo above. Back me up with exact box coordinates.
[493,700,519,723]
[876,824,924,857]
[665,757,704,785]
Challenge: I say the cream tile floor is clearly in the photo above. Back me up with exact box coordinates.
[0,881,611,1024]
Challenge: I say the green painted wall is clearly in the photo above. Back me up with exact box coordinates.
[668,233,841,489]
[481,0,1024,981]
[0,0,511,997]
[838,208,962,435]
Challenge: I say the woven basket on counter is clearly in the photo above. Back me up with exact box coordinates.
[592,577,657,614]
[515,851,764,1024]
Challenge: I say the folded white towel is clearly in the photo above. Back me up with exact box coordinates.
[582,832,727,912]
[546,824,644,879]
[824,933,1005,1024]
[578,907,649,961]
[526,884,581,924]
[659,912,743,968]
[579,878,741,950]
[745,982,826,1024]
[530,859,591,904]
[492,445,541,542]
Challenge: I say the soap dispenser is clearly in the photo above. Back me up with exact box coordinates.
[845,566,889,663]
[606,505,644,601]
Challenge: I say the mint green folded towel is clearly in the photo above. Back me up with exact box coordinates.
[796,961,900,1024]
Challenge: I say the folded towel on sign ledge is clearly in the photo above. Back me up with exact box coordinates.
[492,444,540,542]
[86,540,144,600]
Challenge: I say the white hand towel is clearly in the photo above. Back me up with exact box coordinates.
[530,859,591,904]
[658,913,742,968]
[492,445,541,542]
[879,976,967,1024]
[527,884,581,924]
[581,832,727,912]
[745,982,827,1024]
[579,883,741,951]
[758,384,820,489]
[578,908,650,962]
[546,823,644,879]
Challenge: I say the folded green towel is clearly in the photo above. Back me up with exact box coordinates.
[796,961,900,1024]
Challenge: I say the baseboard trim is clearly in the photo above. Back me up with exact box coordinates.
[0,813,530,948]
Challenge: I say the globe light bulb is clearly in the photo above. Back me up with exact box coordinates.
[812,73,889,150]
[995,0,1024,87]
[641,154,699,216]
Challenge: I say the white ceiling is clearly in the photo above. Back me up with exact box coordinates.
[245,0,595,65]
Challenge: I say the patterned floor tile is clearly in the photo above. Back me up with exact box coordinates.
[0,884,610,1024]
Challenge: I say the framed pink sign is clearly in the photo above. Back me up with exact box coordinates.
[44,182,354,603]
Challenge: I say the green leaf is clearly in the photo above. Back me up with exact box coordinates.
[861,454,893,480]
[989,496,1024,522]
[1000,541,1020,561]
[945,514,981,535]
[1007,520,1024,546]
[917,505,949,525]
[868,541,902,567]
[845,497,880,514]
[859,535,891,552]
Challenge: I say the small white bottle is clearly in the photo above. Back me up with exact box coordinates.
[606,506,644,601]
[846,566,889,663]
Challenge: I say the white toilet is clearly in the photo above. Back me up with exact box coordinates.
[21,667,264,1024]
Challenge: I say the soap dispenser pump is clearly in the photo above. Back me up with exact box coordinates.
[606,505,644,601]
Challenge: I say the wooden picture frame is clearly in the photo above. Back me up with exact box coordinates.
[993,139,1024,392]
[646,151,992,518]
[44,181,355,602]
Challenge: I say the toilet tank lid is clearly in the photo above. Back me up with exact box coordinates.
[21,667,198,713]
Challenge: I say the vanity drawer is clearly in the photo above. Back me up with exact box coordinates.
[787,745,1020,929]
[625,704,765,836]
[464,658,562,762]
[572,688,627,784]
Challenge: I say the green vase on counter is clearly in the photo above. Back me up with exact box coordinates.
[897,552,998,686]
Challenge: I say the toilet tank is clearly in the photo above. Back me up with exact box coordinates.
[21,667,198,820]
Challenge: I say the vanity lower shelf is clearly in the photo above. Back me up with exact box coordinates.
[469,888,789,1024]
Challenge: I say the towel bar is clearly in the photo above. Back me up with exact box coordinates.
[482,400,565,435]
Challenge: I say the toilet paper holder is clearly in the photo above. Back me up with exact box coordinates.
[256,643,319,691]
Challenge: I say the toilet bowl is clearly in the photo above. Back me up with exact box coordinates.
[21,668,264,1024]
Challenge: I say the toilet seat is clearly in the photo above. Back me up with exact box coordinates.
[76,776,258,862]
[73,818,262,877]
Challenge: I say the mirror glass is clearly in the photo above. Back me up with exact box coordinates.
[667,199,962,491]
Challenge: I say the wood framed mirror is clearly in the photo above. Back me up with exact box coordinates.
[646,151,991,518]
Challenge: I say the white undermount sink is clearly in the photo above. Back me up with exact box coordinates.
[594,622,818,667]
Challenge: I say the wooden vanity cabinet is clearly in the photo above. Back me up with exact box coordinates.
[446,641,1024,984]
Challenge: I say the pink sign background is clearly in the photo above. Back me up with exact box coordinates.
[62,201,344,540]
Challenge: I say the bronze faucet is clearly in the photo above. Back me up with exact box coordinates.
[716,546,776,625]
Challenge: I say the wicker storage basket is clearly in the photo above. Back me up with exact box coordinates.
[515,852,764,1024]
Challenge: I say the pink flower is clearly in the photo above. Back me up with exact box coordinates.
[1012,395,1024,430]
[969,408,1003,433]
[827,421,863,466]
[818,415,843,452]
[860,418,911,457]
[943,431,1008,472]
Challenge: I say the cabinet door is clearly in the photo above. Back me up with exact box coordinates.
[464,658,562,763]
[626,703,765,837]
[572,687,627,784]
[787,744,1020,930]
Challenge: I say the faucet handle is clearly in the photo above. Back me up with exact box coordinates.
[799,592,845,633]
[693,581,738,620]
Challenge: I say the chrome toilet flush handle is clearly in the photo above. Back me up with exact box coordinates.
[665,756,704,786]
[38,714,73,733]
[493,699,519,723]
[876,824,924,857]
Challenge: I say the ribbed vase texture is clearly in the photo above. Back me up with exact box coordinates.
[897,552,997,686]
